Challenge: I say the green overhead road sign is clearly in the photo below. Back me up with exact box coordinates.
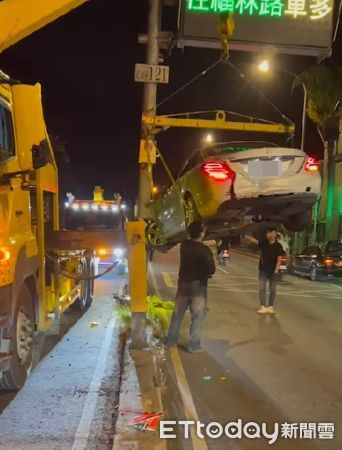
[179,0,336,56]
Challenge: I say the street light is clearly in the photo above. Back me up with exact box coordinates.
[204,133,214,144]
[257,59,270,73]
[256,59,307,152]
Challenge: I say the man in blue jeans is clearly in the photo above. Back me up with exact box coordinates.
[246,228,284,315]
[165,221,215,353]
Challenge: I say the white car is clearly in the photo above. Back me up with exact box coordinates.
[147,142,321,248]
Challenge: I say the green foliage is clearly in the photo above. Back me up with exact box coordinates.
[295,65,342,130]
[147,295,174,337]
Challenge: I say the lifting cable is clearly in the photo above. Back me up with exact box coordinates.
[154,144,188,208]
[153,59,222,113]
[150,58,294,128]
[223,60,294,127]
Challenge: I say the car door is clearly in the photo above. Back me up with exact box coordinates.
[173,151,199,231]
[157,156,195,239]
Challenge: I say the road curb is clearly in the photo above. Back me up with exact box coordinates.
[112,341,167,450]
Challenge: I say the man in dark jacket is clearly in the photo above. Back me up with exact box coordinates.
[165,221,215,353]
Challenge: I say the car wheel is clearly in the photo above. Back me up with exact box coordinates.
[146,221,167,250]
[284,210,311,232]
[184,195,200,227]
[310,265,320,282]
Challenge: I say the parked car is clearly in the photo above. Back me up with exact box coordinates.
[288,241,342,281]
[280,253,288,274]
[147,142,321,250]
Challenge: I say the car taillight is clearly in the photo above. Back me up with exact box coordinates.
[201,161,235,182]
[324,257,334,267]
[305,157,319,173]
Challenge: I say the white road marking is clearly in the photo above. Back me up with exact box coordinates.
[160,268,342,301]
[72,315,117,450]
[217,266,229,275]
[170,348,209,450]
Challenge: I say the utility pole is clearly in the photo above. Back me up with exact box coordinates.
[137,0,160,219]
[129,0,160,349]
[300,84,307,152]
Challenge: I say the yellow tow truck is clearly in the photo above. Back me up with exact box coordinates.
[0,75,99,390]
[0,0,97,392]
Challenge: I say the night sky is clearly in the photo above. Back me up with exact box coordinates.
[1,0,341,202]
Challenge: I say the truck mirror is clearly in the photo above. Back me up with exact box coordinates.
[11,83,49,172]
[32,140,49,169]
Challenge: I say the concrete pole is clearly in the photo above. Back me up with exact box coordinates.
[137,0,160,219]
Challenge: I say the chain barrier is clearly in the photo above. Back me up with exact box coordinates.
[45,253,119,281]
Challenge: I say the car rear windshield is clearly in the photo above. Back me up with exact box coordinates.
[64,210,124,230]
[325,241,342,255]
[205,141,277,158]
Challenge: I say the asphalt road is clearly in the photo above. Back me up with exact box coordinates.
[150,247,342,450]
[0,272,125,450]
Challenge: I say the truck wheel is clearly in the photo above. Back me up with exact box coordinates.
[75,261,91,312]
[0,284,34,391]
[86,258,95,308]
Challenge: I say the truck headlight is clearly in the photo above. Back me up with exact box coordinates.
[113,248,124,258]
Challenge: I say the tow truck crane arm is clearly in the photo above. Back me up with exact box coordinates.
[0,0,89,53]
[142,111,295,135]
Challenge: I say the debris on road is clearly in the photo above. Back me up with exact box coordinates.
[132,413,163,432]
[203,376,213,381]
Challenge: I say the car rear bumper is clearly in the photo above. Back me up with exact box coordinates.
[323,268,342,277]
[218,193,318,218]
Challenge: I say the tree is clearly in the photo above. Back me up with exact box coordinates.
[295,65,342,241]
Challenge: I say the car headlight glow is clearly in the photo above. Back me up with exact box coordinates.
[113,248,124,258]
[97,247,110,256]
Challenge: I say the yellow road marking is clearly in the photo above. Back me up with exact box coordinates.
[170,348,209,450]
[162,272,174,288]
